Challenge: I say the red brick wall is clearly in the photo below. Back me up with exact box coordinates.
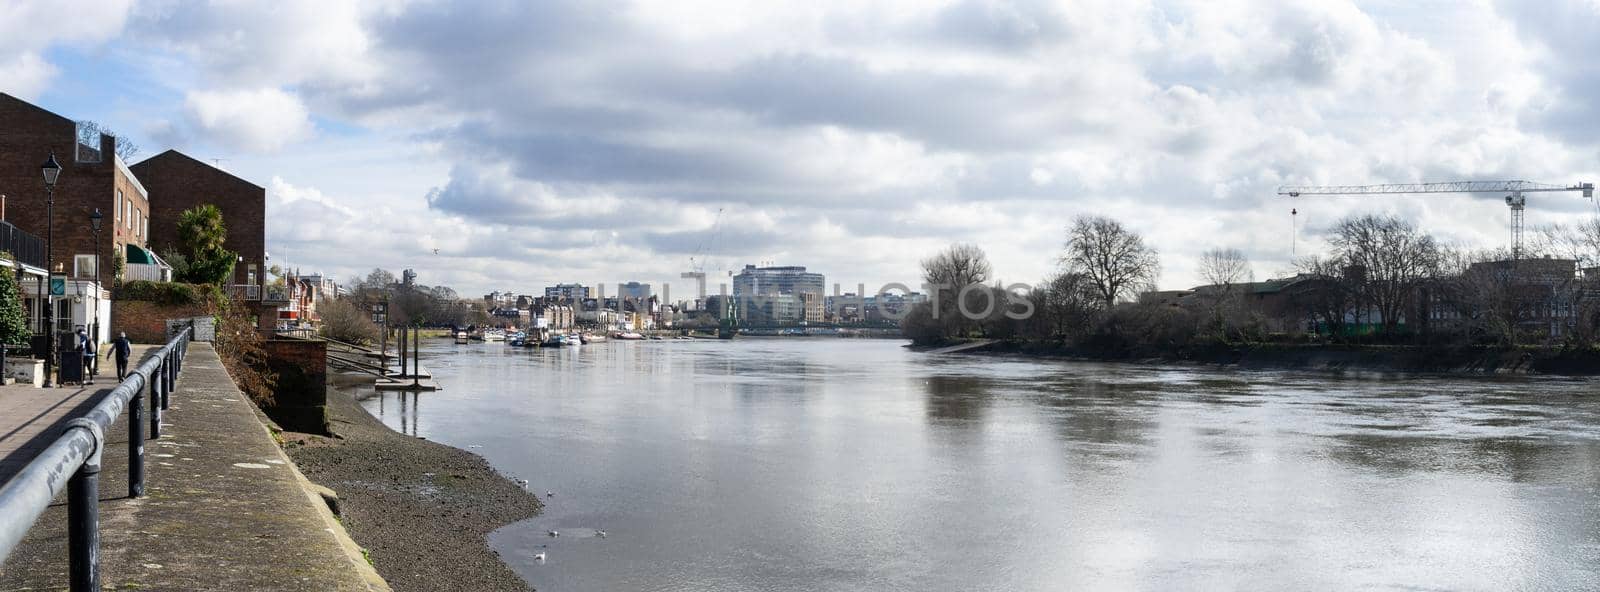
[261,339,328,433]
[129,150,266,289]
[0,93,145,279]
[111,300,210,343]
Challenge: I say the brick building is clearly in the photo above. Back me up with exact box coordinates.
[131,149,267,299]
[0,93,156,345]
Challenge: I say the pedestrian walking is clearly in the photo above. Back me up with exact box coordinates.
[107,331,133,380]
[75,328,93,384]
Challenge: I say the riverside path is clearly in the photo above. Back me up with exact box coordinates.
[0,342,390,591]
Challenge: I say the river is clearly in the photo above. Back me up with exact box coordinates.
[357,338,1600,591]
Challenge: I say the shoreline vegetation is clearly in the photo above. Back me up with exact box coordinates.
[901,215,1600,375]
[280,374,542,592]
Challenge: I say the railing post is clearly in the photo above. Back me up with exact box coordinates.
[161,352,171,410]
[129,380,145,497]
[150,361,163,439]
[65,418,104,592]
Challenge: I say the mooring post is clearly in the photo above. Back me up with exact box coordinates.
[400,326,408,378]
[129,383,145,497]
[412,326,420,389]
[65,418,104,592]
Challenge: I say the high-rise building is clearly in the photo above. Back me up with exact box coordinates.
[545,283,589,302]
[731,265,825,299]
[619,281,652,300]
[731,265,825,323]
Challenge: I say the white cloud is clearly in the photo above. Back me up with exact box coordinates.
[183,87,313,153]
[10,0,1600,295]
[0,0,134,98]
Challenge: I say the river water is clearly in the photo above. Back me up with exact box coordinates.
[358,338,1600,591]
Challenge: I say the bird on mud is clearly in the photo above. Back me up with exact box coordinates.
[596,530,607,538]
[534,552,546,562]
[548,530,559,537]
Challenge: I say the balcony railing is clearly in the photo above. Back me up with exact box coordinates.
[0,219,45,269]
[124,263,171,282]
[227,284,261,300]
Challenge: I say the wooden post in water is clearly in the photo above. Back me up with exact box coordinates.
[399,326,408,378]
[411,326,420,389]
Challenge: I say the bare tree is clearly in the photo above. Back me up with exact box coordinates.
[1326,214,1443,335]
[919,243,992,338]
[1061,216,1160,308]
[319,297,380,344]
[1536,220,1600,270]
[1037,270,1102,339]
[76,120,141,161]
[1196,247,1255,339]
[1291,255,1359,338]
[1199,248,1253,288]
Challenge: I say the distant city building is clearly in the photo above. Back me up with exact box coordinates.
[619,281,651,301]
[545,283,589,302]
[732,265,825,299]
[402,268,417,287]
[731,265,825,324]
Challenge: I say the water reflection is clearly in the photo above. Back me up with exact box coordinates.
[355,340,1600,591]
[365,388,424,437]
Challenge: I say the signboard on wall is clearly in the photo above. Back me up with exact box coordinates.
[48,275,65,296]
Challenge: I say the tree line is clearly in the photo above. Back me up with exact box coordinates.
[904,213,1600,351]
[319,268,489,344]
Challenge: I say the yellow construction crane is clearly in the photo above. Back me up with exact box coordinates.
[1277,180,1595,259]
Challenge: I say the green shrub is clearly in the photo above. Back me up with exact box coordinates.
[115,280,221,307]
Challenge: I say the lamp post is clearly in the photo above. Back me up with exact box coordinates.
[89,208,102,383]
[41,153,60,388]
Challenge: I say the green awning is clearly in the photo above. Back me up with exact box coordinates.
[126,244,156,265]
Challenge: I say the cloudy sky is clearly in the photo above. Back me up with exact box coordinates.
[5,0,1598,298]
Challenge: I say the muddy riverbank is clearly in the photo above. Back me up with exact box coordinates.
[281,375,542,592]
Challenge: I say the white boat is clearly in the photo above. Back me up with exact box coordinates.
[454,330,470,344]
[483,329,506,342]
[613,332,645,340]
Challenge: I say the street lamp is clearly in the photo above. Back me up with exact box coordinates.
[41,153,60,388]
[88,208,102,383]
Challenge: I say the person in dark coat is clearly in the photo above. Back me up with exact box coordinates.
[75,328,93,384]
[107,332,133,380]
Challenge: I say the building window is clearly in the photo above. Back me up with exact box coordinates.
[248,263,258,286]
[142,216,148,240]
[116,190,123,222]
[57,299,72,334]
[74,254,96,278]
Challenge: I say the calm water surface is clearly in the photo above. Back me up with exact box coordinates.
[358,339,1600,591]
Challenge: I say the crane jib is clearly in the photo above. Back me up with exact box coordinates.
[1275,181,1594,197]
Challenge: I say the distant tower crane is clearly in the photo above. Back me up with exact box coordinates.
[1277,180,1595,260]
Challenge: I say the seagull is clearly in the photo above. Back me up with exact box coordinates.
[596,530,606,538]
[432,248,440,255]
[548,530,559,537]
[533,552,546,562]
[546,491,554,497]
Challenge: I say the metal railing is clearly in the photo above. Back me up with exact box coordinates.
[227,284,261,300]
[0,324,193,591]
[123,262,171,282]
[0,219,45,269]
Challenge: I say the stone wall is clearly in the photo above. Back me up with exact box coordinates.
[261,338,329,434]
[112,300,209,343]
